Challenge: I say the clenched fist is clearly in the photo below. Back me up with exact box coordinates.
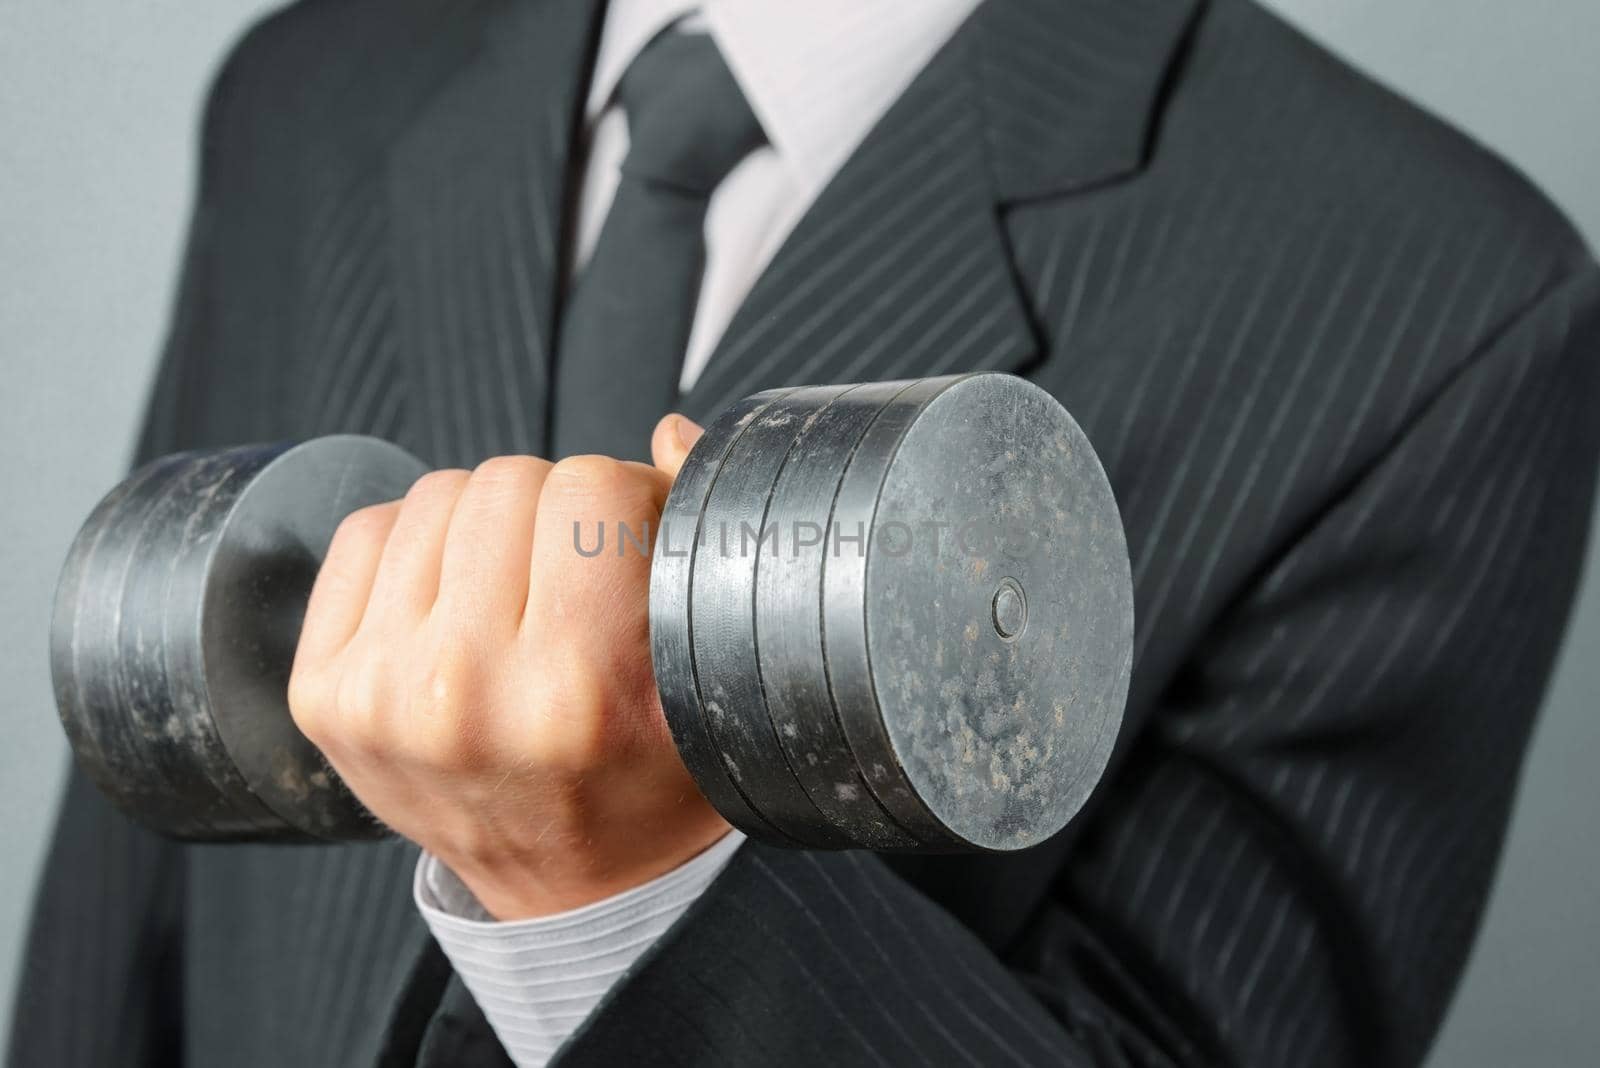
[286,415,728,919]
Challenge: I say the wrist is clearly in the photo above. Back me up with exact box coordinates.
[444,805,733,920]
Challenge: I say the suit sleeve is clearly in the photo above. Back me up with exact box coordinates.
[556,269,1600,1068]
[5,39,251,1068]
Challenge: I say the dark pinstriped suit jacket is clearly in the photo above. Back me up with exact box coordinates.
[12,0,1600,1065]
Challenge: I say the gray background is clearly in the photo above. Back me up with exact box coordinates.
[1,1,1595,1061]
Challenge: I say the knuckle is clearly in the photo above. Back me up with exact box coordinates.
[332,503,393,548]
[416,651,473,718]
[406,468,469,504]
[471,454,543,488]
[287,665,331,739]
[545,454,623,504]
[402,647,487,770]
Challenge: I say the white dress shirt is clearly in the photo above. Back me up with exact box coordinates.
[414,2,981,1065]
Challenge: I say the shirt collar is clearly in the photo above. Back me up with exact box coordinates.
[586,0,984,201]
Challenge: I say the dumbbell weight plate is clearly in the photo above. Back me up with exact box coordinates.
[664,372,1133,852]
[648,388,803,847]
[751,380,922,849]
[689,385,862,849]
[52,436,429,841]
[824,374,1133,852]
[53,449,279,838]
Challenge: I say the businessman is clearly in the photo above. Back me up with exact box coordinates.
[12,0,1600,1065]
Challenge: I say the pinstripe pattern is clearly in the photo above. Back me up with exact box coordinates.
[10,0,1600,1066]
[387,0,594,468]
[682,50,1039,414]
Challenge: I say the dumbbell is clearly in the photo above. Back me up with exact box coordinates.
[52,374,1133,853]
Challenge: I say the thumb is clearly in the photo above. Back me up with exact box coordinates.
[651,414,705,479]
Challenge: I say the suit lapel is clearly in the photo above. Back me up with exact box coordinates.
[382,0,1202,447]
[386,0,604,468]
[683,0,1201,423]
[970,0,1205,202]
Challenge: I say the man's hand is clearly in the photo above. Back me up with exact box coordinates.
[286,415,728,920]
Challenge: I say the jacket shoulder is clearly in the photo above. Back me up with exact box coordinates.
[198,0,483,171]
[1172,0,1591,278]
[212,0,450,93]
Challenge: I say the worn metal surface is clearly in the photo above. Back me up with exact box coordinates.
[752,380,922,850]
[52,437,426,841]
[852,375,1132,851]
[689,385,856,848]
[821,376,972,847]
[663,372,1133,852]
[648,388,800,846]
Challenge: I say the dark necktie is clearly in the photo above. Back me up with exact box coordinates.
[551,30,766,460]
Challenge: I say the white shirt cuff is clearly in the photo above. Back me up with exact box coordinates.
[412,830,745,1067]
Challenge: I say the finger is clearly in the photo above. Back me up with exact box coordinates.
[436,455,552,628]
[526,456,671,629]
[297,501,401,662]
[362,468,470,627]
[650,414,705,480]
